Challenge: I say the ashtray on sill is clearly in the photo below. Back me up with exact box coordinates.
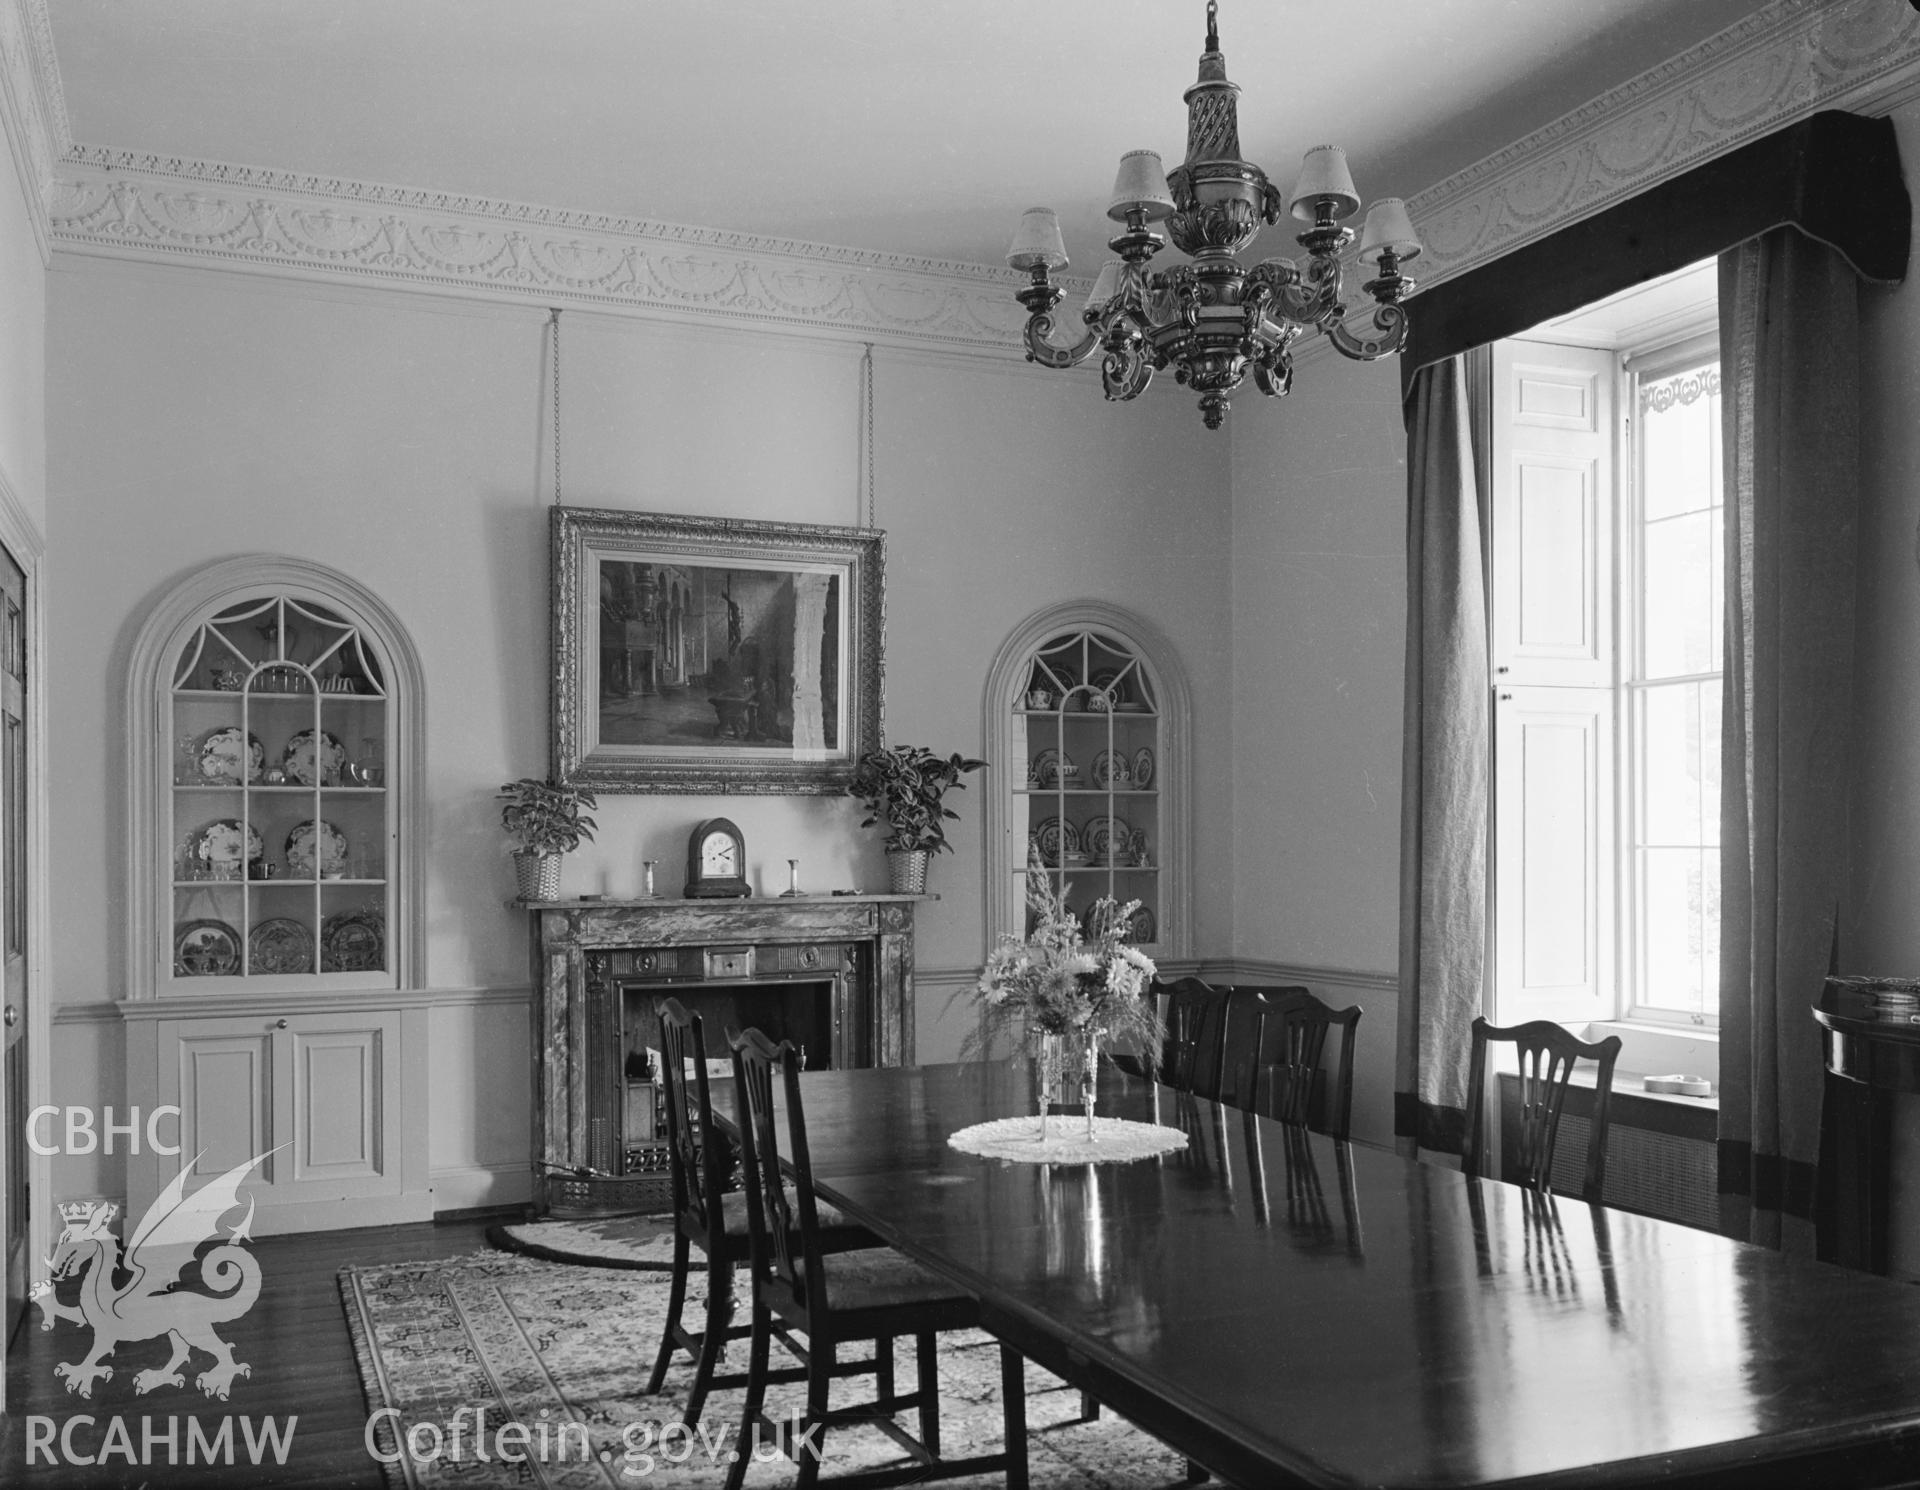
[1643,1074,1713,1098]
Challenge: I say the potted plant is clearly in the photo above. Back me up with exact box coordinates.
[847,745,986,893]
[498,777,598,901]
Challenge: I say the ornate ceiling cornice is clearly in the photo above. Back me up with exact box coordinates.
[21,0,1920,356]
[43,157,1037,352]
[1406,0,1920,291]
[0,0,68,261]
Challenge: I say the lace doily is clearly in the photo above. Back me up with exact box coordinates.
[947,1116,1189,1165]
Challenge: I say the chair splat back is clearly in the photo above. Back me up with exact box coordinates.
[1241,989,1362,1138]
[1463,1016,1622,1204]
[657,999,724,1239]
[1160,977,1230,1099]
[731,1027,816,1310]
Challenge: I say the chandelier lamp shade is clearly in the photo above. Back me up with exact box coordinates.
[1007,0,1421,430]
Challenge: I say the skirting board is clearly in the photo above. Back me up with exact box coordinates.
[430,1162,533,1216]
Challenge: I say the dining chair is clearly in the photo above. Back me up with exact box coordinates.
[725,1027,1029,1490]
[645,999,868,1426]
[1159,976,1231,1100]
[1461,1016,1623,1204]
[1237,988,1362,1139]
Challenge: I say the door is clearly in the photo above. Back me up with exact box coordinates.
[1,541,29,1354]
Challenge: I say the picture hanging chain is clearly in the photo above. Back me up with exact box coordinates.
[861,342,876,529]
[549,307,562,506]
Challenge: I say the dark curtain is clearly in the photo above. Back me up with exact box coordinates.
[1716,227,1861,1251]
[1394,352,1491,1156]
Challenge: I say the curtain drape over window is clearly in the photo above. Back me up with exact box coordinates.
[1394,353,1490,1156]
[1715,227,1862,1251]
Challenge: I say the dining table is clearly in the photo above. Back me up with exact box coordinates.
[768,1058,1920,1489]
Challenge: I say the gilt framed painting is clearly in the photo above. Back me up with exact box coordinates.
[550,506,885,793]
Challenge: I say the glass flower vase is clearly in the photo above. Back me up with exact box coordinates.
[1081,1027,1102,1140]
[1033,1031,1064,1141]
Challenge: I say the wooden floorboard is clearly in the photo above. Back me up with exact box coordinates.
[2,1217,503,1488]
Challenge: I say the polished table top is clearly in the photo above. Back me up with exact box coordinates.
[779,1061,1920,1489]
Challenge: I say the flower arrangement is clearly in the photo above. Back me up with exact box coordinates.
[974,849,1162,1062]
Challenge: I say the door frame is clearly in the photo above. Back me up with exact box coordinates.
[0,466,47,1395]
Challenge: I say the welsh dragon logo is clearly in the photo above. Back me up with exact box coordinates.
[32,1151,274,1400]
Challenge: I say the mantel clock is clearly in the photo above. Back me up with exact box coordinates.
[685,818,751,899]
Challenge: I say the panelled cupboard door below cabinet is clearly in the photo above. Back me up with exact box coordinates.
[122,1004,430,1234]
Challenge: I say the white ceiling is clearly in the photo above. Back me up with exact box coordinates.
[47,0,1771,271]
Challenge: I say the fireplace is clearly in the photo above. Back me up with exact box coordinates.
[611,976,835,1169]
[525,894,924,1215]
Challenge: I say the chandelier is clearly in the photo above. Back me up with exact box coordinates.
[1006,0,1421,430]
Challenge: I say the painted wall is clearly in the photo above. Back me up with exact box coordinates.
[1228,353,1407,973]
[42,257,1232,1204]
[0,105,44,537]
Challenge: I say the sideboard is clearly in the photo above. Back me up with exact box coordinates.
[523,893,925,1214]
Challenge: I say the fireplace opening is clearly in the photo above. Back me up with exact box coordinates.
[611,978,836,1176]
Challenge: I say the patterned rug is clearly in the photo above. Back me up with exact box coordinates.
[490,1214,681,1269]
[341,1251,1187,1489]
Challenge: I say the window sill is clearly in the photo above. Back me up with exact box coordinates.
[1583,1020,1719,1098]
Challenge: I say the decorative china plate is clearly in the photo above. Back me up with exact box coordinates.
[198,727,264,785]
[322,908,385,972]
[248,917,315,975]
[193,818,263,872]
[283,728,347,786]
[1090,749,1133,790]
[286,819,349,878]
[1132,746,1156,790]
[174,919,241,977]
[1085,814,1133,864]
[1032,816,1080,866]
[1032,749,1079,789]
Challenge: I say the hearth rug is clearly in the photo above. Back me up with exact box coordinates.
[341,1251,1189,1489]
[491,1214,681,1270]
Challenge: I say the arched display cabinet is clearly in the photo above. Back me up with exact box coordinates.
[126,557,424,997]
[120,556,430,1231]
[982,602,1191,960]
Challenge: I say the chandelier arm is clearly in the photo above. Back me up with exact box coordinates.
[1021,310,1103,370]
[1101,331,1156,402]
[1253,350,1295,399]
[1323,302,1411,362]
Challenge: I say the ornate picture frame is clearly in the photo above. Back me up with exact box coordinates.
[551,507,885,794]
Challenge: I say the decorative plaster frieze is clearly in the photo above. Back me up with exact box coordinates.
[46,157,1042,354]
[1406,0,1920,291]
[36,0,1920,353]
